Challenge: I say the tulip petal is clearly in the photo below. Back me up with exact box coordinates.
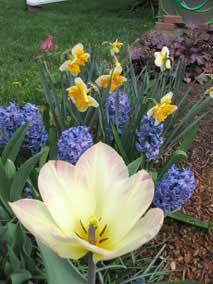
[38,160,95,235]
[94,208,164,262]
[9,200,86,259]
[76,142,129,217]
[101,170,154,244]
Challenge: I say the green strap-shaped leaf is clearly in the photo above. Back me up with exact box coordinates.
[10,151,44,202]
[158,150,188,179]
[168,212,211,229]
[127,156,143,176]
[111,124,129,164]
[38,241,87,284]
[10,270,32,284]
[1,123,29,164]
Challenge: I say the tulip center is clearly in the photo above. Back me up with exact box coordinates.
[75,216,109,247]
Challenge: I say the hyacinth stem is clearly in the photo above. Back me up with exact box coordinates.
[88,225,96,284]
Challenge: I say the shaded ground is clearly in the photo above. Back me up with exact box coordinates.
[158,84,213,283]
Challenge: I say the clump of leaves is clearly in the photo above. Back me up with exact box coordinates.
[130,27,212,83]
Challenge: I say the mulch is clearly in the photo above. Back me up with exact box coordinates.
[153,84,213,283]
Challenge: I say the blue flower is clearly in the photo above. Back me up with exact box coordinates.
[131,277,145,284]
[153,165,197,215]
[24,187,33,199]
[104,90,130,137]
[22,103,48,154]
[136,115,164,160]
[0,103,48,154]
[57,126,93,164]
[0,103,24,146]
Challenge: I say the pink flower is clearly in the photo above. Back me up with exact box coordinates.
[40,36,54,52]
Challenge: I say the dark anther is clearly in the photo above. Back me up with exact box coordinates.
[80,220,87,233]
[99,237,109,244]
[99,224,107,237]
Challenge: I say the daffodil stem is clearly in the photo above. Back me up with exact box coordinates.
[88,252,96,284]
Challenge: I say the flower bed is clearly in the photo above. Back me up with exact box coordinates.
[0,36,212,284]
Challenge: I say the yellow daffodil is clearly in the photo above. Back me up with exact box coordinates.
[72,43,90,66]
[59,59,81,76]
[111,40,123,56]
[204,86,213,98]
[147,92,177,125]
[154,46,172,71]
[67,78,98,112]
[10,142,164,262]
[95,66,127,92]
[59,43,89,75]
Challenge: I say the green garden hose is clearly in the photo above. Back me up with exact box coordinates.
[175,0,209,11]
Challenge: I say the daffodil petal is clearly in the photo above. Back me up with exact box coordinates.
[38,160,95,235]
[89,96,99,108]
[9,200,86,259]
[76,142,129,217]
[59,60,71,72]
[95,75,111,88]
[162,46,169,56]
[94,208,164,262]
[165,59,171,69]
[72,43,84,56]
[101,170,154,244]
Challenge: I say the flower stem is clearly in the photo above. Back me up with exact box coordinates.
[88,252,96,284]
[88,225,96,284]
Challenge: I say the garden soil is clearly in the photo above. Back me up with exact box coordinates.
[152,84,213,283]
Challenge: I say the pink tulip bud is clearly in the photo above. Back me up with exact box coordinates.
[40,36,54,52]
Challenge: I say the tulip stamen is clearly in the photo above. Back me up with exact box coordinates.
[75,232,84,239]
[99,224,107,237]
[99,237,109,244]
[80,220,87,233]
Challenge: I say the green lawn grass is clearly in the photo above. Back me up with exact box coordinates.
[0,0,153,106]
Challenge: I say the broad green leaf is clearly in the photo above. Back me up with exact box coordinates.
[127,156,143,176]
[38,241,87,284]
[10,270,32,284]
[111,124,129,164]
[39,146,50,169]
[154,281,199,284]
[168,212,211,229]
[178,126,198,153]
[0,160,12,215]
[10,151,44,202]
[159,150,188,178]
[1,123,28,164]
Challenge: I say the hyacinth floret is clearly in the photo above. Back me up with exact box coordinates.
[22,103,48,154]
[0,102,47,153]
[57,126,93,164]
[0,103,24,146]
[153,165,197,216]
[104,90,130,136]
[136,115,164,160]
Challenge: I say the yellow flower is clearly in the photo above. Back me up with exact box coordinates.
[67,77,99,112]
[95,66,127,92]
[204,86,213,98]
[72,43,90,66]
[154,46,171,71]
[10,142,164,262]
[147,92,177,125]
[59,59,81,76]
[111,40,123,56]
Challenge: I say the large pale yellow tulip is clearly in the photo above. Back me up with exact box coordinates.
[10,142,164,263]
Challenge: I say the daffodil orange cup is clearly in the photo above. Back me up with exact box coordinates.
[9,142,164,263]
